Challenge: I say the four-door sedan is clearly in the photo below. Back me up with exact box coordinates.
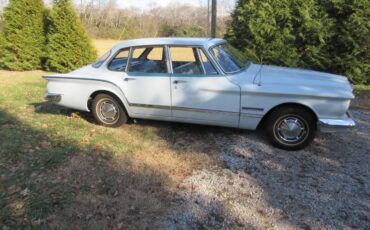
[44,38,355,150]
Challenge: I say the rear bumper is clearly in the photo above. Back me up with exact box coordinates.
[44,93,62,103]
[319,112,356,133]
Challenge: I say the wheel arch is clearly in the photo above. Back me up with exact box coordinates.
[257,102,318,129]
[88,90,130,116]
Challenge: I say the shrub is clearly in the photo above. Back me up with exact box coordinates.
[0,0,46,70]
[319,0,370,85]
[45,0,96,73]
[159,24,206,37]
[226,0,370,84]
[226,0,332,70]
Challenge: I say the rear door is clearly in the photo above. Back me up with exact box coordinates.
[169,46,240,127]
[109,46,172,117]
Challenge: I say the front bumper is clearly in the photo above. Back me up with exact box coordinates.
[44,93,62,103]
[319,112,356,133]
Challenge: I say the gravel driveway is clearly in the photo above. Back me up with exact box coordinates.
[161,110,370,230]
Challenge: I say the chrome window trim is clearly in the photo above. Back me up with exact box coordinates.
[196,48,207,75]
[167,45,221,76]
[106,47,131,72]
[208,42,251,75]
[127,45,169,74]
[93,50,112,69]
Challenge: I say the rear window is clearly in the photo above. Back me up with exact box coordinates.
[92,50,111,68]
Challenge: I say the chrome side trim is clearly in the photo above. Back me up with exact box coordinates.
[174,106,239,116]
[129,103,240,116]
[129,103,171,110]
[43,76,263,119]
[241,91,353,100]
[44,93,62,102]
[242,107,264,112]
[319,112,356,133]
[240,113,263,118]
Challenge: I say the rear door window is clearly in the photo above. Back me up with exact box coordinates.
[108,48,130,71]
[128,46,168,74]
[92,50,111,68]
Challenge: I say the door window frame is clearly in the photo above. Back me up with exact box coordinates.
[126,45,171,75]
[106,47,131,72]
[167,45,220,76]
[106,44,222,76]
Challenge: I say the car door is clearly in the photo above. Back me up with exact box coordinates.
[169,46,240,127]
[116,46,172,117]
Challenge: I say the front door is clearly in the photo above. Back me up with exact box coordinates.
[169,46,240,127]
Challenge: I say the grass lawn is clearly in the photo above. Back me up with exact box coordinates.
[0,41,217,227]
[92,39,120,56]
[354,85,370,91]
[0,70,216,228]
[0,39,216,228]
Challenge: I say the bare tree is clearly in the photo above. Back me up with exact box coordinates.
[76,0,233,39]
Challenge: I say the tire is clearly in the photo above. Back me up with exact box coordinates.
[265,106,316,151]
[91,94,128,128]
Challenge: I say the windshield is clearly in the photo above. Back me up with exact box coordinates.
[210,43,249,73]
[92,50,111,68]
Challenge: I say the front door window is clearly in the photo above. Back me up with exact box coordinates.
[169,47,217,75]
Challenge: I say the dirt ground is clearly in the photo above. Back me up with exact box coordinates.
[160,109,370,230]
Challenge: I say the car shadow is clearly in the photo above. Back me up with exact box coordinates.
[2,104,259,229]
[31,101,259,135]
[31,102,95,123]
[28,102,370,229]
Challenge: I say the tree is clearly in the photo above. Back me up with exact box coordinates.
[226,0,332,70]
[319,0,370,84]
[226,0,370,84]
[46,0,96,73]
[0,0,46,70]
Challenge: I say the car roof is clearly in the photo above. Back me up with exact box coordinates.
[112,37,226,51]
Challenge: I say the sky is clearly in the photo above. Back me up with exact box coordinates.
[118,0,203,8]
[1,0,237,13]
[78,0,236,10]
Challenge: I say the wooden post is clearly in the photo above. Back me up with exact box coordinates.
[211,0,217,38]
[207,0,211,37]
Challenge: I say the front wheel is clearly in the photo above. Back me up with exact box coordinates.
[91,94,128,128]
[265,107,316,150]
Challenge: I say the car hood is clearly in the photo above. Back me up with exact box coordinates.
[229,64,355,100]
[259,65,351,90]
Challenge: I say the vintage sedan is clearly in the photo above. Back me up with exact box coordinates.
[43,38,355,150]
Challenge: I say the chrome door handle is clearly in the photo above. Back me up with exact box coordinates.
[173,80,187,84]
[124,78,136,81]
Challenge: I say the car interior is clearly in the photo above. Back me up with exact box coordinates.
[108,46,218,75]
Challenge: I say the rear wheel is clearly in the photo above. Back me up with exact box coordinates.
[265,107,316,150]
[92,94,127,127]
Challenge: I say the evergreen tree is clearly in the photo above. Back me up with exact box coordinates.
[226,0,332,70]
[320,0,370,84]
[0,0,46,70]
[46,0,96,73]
[226,0,370,84]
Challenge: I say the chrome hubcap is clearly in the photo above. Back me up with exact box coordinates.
[98,100,119,123]
[276,117,307,143]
